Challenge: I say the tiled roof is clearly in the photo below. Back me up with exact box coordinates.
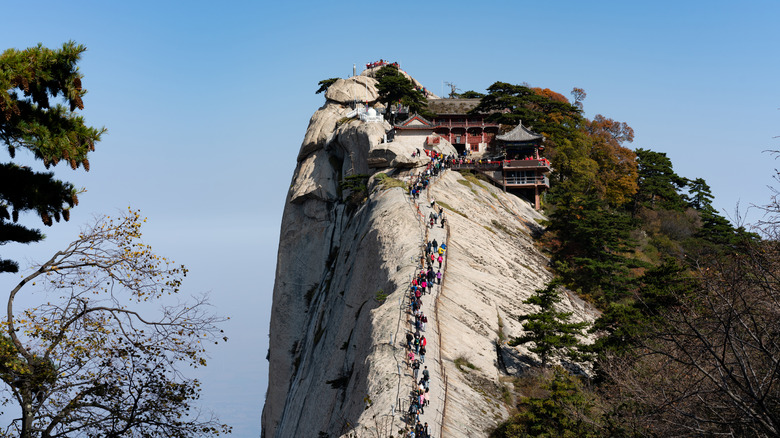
[426,98,482,115]
[397,114,434,127]
[496,122,543,142]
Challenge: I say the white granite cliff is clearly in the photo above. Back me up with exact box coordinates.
[261,74,596,438]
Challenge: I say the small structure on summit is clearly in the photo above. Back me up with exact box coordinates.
[365,59,398,70]
[358,106,384,123]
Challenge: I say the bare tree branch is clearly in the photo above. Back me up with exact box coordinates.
[0,209,230,437]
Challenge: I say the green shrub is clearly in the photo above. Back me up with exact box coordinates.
[375,173,407,190]
[438,201,467,218]
[454,356,478,372]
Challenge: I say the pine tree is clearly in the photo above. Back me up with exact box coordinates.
[510,280,589,367]
[490,367,601,438]
[315,77,339,94]
[471,82,582,142]
[374,65,428,122]
[546,192,641,303]
[0,42,104,273]
[684,177,714,211]
[633,148,687,211]
[590,258,695,358]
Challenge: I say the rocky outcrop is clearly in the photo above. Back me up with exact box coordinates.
[325,76,380,104]
[298,103,350,162]
[263,181,422,437]
[380,134,458,168]
[262,71,597,438]
[290,150,340,203]
[335,119,394,172]
[264,73,432,437]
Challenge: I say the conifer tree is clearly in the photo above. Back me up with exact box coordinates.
[684,177,714,211]
[315,77,339,94]
[0,42,104,273]
[590,258,695,358]
[490,367,601,438]
[681,177,756,246]
[471,81,582,144]
[633,148,687,211]
[546,192,641,303]
[374,65,428,122]
[510,280,589,367]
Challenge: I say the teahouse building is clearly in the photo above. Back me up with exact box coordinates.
[496,123,551,210]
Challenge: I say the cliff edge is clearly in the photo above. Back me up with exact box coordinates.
[262,73,595,438]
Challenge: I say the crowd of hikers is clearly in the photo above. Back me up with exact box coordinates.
[409,150,454,200]
[401,151,450,438]
[411,147,552,170]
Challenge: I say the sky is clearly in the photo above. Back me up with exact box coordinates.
[1,1,779,435]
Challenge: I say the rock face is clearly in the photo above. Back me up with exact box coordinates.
[429,175,597,436]
[297,102,350,162]
[262,72,597,438]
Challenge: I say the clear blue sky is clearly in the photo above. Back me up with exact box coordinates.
[1,1,778,435]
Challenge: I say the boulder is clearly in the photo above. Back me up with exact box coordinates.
[325,76,379,105]
[367,140,428,168]
[426,135,459,156]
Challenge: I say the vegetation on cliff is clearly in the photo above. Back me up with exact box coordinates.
[373,65,436,123]
[476,81,779,437]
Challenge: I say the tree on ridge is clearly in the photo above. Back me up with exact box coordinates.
[510,280,589,367]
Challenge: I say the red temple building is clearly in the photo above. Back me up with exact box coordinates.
[388,98,552,210]
[426,99,500,156]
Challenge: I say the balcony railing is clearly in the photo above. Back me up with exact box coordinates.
[503,159,551,169]
[504,175,550,187]
[450,161,503,171]
[432,120,500,128]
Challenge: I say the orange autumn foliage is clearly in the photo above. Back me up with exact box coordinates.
[532,87,570,104]
[585,115,639,206]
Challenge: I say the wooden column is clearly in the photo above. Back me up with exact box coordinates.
[534,185,541,210]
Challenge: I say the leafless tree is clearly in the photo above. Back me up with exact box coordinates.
[754,150,780,237]
[602,235,780,437]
